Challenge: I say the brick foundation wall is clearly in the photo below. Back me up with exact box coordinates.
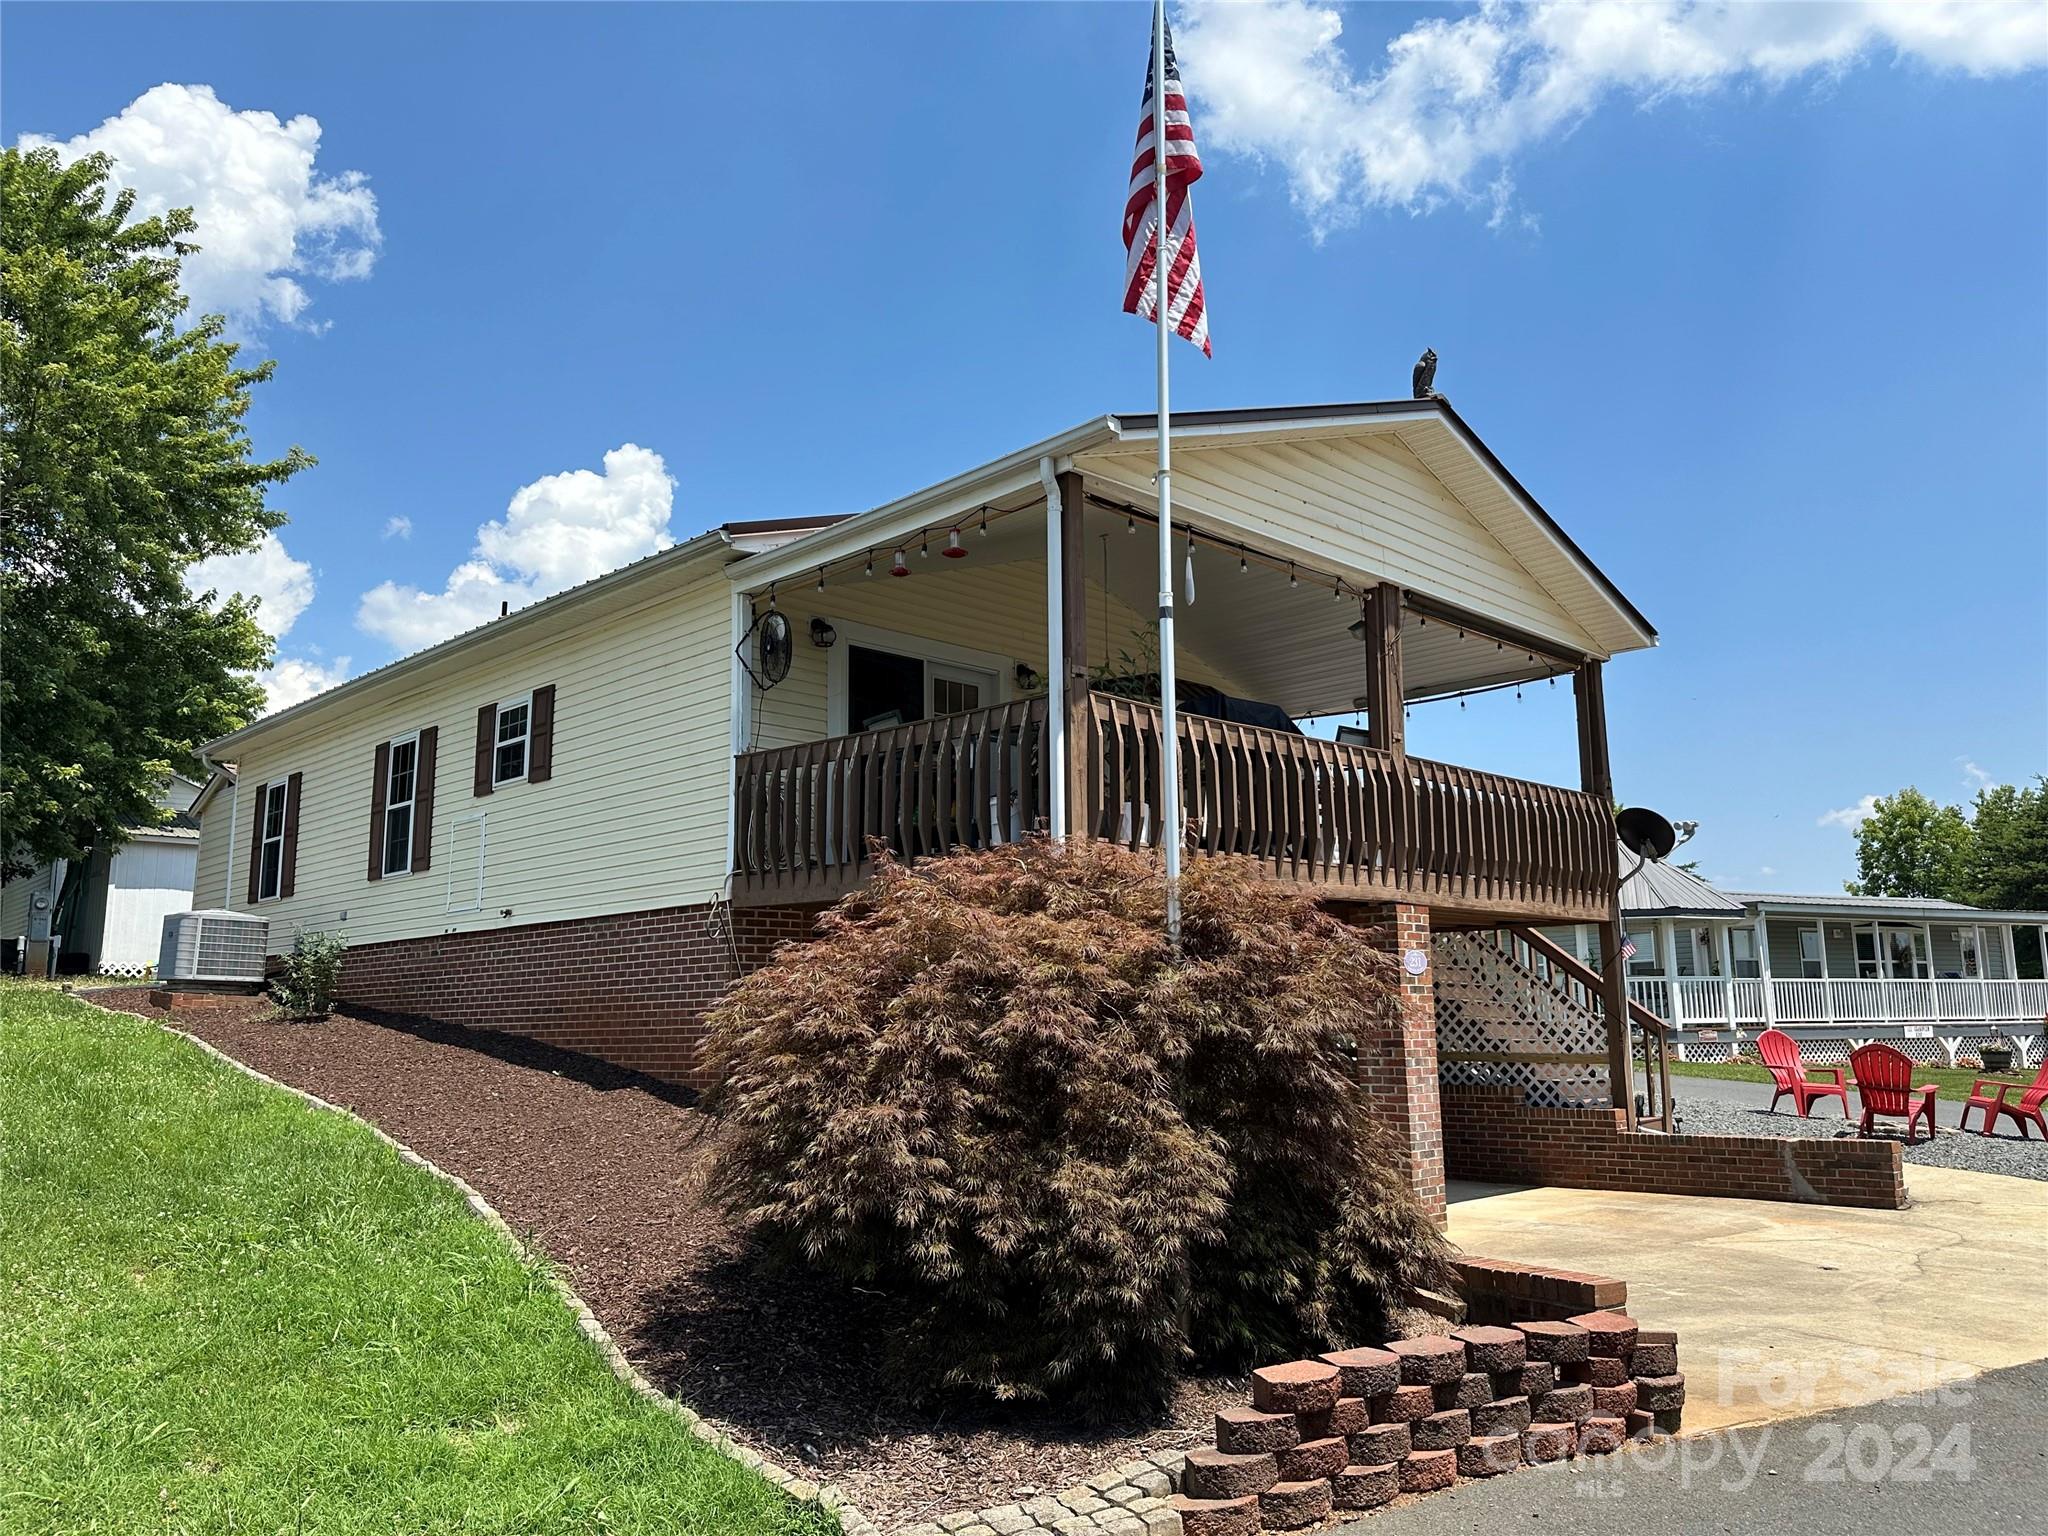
[1444,1086,1906,1209]
[337,901,822,1088]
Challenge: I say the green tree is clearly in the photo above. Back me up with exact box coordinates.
[1845,787,1973,899]
[1960,778,2048,911]
[2,146,309,873]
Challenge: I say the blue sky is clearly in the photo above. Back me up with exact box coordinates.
[8,2,2045,892]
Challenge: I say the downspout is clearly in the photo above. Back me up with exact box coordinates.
[1040,456,1067,841]
[213,755,239,909]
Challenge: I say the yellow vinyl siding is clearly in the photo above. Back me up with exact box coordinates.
[194,568,735,950]
[745,558,1250,752]
[1075,434,1600,655]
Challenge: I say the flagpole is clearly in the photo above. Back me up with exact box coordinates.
[1152,0,1182,950]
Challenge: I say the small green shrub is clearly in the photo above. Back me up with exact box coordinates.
[704,839,1453,1415]
[270,930,346,1018]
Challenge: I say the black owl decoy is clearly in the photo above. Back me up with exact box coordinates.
[1412,348,1438,400]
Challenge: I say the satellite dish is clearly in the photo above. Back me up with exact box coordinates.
[1616,806,1678,863]
[755,609,792,687]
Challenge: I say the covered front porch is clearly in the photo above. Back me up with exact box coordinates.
[723,407,1650,930]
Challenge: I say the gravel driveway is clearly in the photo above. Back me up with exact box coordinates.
[1669,1094,2048,1181]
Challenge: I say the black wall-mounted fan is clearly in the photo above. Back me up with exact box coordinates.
[738,607,793,690]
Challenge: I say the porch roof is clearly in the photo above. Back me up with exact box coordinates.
[728,398,1657,661]
[1721,892,2048,925]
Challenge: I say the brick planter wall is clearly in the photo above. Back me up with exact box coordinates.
[1443,1086,1906,1209]
[1340,902,1447,1224]
[336,901,821,1088]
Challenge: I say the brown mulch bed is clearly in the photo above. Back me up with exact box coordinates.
[80,988,1243,1527]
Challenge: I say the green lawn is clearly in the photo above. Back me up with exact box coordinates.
[1667,1056,2036,1105]
[0,982,837,1536]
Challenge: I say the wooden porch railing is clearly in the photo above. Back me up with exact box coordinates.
[1084,696,1614,920]
[731,697,1048,903]
[1507,924,1676,1130]
[731,692,1615,922]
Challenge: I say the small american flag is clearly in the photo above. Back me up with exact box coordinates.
[1617,936,1638,962]
[1123,8,1211,356]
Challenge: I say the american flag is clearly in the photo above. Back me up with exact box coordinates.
[1617,936,1638,962]
[1123,9,1211,356]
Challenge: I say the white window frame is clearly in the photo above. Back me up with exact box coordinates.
[492,692,532,787]
[382,731,420,879]
[1957,925,1983,980]
[1624,923,1659,978]
[256,779,290,903]
[1797,923,1825,980]
[1729,926,1761,980]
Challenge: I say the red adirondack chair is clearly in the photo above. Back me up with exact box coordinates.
[1849,1042,1940,1143]
[1961,1057,2048,1139]
[1757,1029,1850,1118]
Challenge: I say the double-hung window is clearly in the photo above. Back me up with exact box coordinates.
[1797,925,1825,979]
[257,780,290,901]
[493,694,531,786]
[383,734,419,877]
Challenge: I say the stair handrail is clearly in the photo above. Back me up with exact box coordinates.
[1506,924,1676,1130]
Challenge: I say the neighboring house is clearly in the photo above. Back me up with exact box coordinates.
[1,774,204,975]
[190,398,1663,1211]
[1546,854,2048,1063]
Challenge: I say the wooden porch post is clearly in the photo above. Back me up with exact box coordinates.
[1055,470,1091,840]
[1576,659,1634,1122]
[1363,582,1406,755]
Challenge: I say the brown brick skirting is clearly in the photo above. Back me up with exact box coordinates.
[1443,1086,1906,1209]
[336,900,823,1089]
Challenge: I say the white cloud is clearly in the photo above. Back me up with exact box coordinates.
[257,655,351,715]
[1819,794,1881,831]
[1759,865,1777,877]
[1958,757,1994,789]
[186,533,314,641]
[21,83,379,328]
[357,444,676,652]
[382,515,413,541]
[1178,1,2048,234]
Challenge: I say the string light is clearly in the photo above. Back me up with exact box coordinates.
[1289,562,1298,589]
[766,582,777,609]
[920,530,930,559]
[978,506,989,537]
[1239,543,1248,574]
[1127,508,1136,533]
[864,549,874,577]
[816,566,826,592]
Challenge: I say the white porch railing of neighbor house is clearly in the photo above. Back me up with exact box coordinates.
[1626,976,2048,1027]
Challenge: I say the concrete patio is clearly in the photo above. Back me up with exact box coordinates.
[1447,1165,2048,1435]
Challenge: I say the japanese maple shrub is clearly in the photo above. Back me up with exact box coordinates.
[703,839,1451,1413]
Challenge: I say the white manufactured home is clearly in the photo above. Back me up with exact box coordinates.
[1547,856,2048,1065]
[190,398,1682,1211]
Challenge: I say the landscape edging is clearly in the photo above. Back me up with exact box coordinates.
[143,1015,884,1536]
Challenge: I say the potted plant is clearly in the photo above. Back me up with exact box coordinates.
[1980,1037,2014,1074]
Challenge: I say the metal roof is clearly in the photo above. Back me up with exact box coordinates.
[1723,891,2048,924]
[1619,846,1745,917]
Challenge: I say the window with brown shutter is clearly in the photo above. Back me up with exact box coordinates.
[413,727,438,871]
[528,684,555,782]
[368,741,390,880]
[474,703,497,797]
[279,772,303,898]
[252,779,291,902]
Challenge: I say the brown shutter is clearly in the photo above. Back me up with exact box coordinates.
[246,785,266,903]
[474,703,497,796]
[412,727,438,873]
[368,741,390,881]
[528,684,556,783]
[279,772,303,898]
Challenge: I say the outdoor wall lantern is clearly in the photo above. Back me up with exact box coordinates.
[809,617,837,649]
